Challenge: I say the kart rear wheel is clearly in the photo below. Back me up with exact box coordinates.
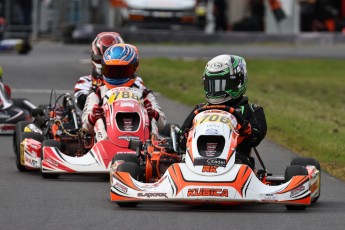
[291,157,321,203]
[16,132,43,172]
[40,140,61,179]
[13,121,31,155]
[285,165,308,210]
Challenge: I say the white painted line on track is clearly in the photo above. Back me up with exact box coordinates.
[79,59,91,64]
[11,89,73,94]
[12,88,160,96]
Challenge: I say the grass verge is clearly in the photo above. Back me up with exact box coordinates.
[140,58,345,181]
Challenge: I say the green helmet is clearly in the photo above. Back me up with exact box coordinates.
[203,55,247,104]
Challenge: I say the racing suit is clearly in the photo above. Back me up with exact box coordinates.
[178,95,267,168]
[74,69,101,110]
[82,78,166,140]
[0,81,12,110]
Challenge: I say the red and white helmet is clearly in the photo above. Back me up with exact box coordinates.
[91,32,124,75]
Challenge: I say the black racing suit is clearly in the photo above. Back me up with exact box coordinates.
[178,96,267,168]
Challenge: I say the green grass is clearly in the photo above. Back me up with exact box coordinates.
[139,58,345,181]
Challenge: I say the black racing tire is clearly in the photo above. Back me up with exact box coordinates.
[111,153,139,165]
[116,162,140,208]
[291,157,321,170]
[285,165,308,210]
[13,121,31,155]
[40,140,61,179]
[117,201,138,208]
[291,157,321,203]
[18,41,31,55]
[16,132,43,172]
[117,162,140,180]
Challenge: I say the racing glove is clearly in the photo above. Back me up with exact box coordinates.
[144,99,159,121]
[88,104,104,125]
[239,120,252,136]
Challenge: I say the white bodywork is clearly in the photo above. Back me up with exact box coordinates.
[110,109,320,206]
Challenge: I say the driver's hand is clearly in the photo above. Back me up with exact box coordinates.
[88,104,104,125]
[239,120,252,136]
[144,99,159,120]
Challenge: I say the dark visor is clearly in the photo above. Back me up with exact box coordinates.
[204,75,241,94]
[102,64,136,79]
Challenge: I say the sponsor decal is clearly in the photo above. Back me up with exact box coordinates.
[120,102,134,108]
[290,185,305,197]
[194,157,226,167]
[261,194,278,201]
[32,159,38,167]
[31,144,39,150]
[46,158,59,167]
[310,183,318,194]
[118,136,140,140]
[114,182,128,194]
[138,192,168,198]
[25,156,31,164]
[210,62,223,69]
[205,128,218,135]
[187,188,229,197]
[202,165,218,173]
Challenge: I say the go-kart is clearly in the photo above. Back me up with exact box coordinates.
[14,91,82,173]
[1,82,34,134]
[110,105,321,210]
[39,87,151,178]
[0,38,31,55]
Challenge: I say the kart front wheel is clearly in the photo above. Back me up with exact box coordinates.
[40,140,61,179]
[13,121,31,155]
[116,162,140,208]
[285,165,308,210]
[111,153,139,165]
[291,157,321,203]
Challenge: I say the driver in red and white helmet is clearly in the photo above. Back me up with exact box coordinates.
[82,43,166,139]
[74,32,125,110]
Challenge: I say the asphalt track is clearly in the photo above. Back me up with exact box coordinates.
[0,42,345,230]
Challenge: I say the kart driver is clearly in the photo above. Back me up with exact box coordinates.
[178,55,267,169]
[74,32,125,110]
[82,43,166,139]
[0,66,12,109]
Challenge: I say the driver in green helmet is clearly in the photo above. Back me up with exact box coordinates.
[178,55,267,169]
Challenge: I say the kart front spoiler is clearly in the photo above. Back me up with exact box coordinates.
[110,163,312,206]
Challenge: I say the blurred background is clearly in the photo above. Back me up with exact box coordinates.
[1,0,345,44]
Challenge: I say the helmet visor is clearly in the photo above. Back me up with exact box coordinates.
[204,75,242,96]
[102,64,136,79]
